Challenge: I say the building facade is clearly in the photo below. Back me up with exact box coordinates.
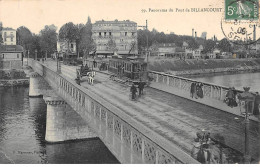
[92,20,138,56]
[57,40,76,58]
[1,28,16,45]
[0,45,23,69]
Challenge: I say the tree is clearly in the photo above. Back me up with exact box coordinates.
[29,34,41,59]
[78,16,95,58]
[58,22,79,53]
[203,40,216,53]
[107,38,118,54]
[39,25,58,58]
[17,26,33,50]
[187,39,199,51]
[218,38,232,52]
[0,22,3,45]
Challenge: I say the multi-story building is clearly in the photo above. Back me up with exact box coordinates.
[57,39,77,58]
[92,19,138,56]
[1,27,16,45]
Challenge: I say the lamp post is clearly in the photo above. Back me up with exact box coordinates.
[35,49,38,61]
[27,50,29,66]
[237,87,255,164]
[56,51,61,74]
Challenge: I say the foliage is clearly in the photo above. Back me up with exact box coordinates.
[137,29,201,52]
[107,38,118,54]
[217,38,232,52]
[17,26,33,50]
[58,22,79,43]
[39,25,57,55]
[202,40,216,53]
[0,22,2,45]
[78,16,96,57]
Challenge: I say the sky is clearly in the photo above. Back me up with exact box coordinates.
[0,0,225,39]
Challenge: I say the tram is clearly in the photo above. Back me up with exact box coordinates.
[108,56,148,84]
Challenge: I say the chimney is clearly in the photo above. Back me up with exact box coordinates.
[192,28,194,38]
[195,31,197,40]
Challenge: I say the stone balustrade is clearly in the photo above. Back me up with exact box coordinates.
[148,71,259,122]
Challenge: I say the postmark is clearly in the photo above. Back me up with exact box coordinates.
[221,19,260,45]
[224,0,259,21]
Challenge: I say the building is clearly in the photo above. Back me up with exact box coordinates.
[201,32,207,40]
[92,19,138,56]
[57,40,76,58]
[0,45,23,69]
[1,27,16,45]
[153,43,185,58]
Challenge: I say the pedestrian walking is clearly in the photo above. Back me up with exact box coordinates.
[253,92,260,115]
[130,83,137,100]
[138,81,145,97]
[226,87,235,107]
[190,82,196,98]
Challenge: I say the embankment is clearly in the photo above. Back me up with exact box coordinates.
[148,58,260,76]
[0,68,29,87]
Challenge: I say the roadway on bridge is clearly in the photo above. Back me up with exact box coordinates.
[43,60,259,162]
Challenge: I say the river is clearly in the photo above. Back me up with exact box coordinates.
[189,72,260,92]
[0,86,119,164]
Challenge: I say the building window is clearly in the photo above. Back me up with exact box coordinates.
[11,37,13,42]
[2,54,4,58]
[109,32,112,36]
[99,32,101,36]
[125,46,127,50]
[125,32,127,36]
[4,32,6,36]
[132,32,135,36]
[104,32,106,36]
[17,54,19,58]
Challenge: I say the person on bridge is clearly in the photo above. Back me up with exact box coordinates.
[225,87,235,107]
[130,83,137,100]
[190,82,196,98]
[138,81,145,97]
[253,92,260,115]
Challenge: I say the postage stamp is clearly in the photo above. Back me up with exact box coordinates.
[225,0,259,21]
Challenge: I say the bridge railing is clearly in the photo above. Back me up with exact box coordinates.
[148,70,244,102]
[29,59,199,164]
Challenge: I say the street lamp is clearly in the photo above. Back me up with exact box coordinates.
[56,50,61,74]
[27,50,29,66]
[35,49,38,61]
[237,87,255,164]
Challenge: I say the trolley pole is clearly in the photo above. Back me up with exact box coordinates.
[146,20,149,69]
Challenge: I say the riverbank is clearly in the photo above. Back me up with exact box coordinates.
[148,58,260,76]
[0,68,29,87]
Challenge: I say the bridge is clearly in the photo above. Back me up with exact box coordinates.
[26,59,259,164]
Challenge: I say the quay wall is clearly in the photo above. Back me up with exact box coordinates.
[148,58,260,76]
[0,69,29,87]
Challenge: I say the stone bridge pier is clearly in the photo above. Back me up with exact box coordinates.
[29,72,42,97]
[28,70,96,143]
[44,96,96,142]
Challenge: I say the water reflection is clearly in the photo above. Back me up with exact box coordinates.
[0,87,119,164]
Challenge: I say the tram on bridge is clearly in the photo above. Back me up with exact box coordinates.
[108,55,149,84]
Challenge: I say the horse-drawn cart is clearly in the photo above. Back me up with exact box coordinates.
[76,64,96,85]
